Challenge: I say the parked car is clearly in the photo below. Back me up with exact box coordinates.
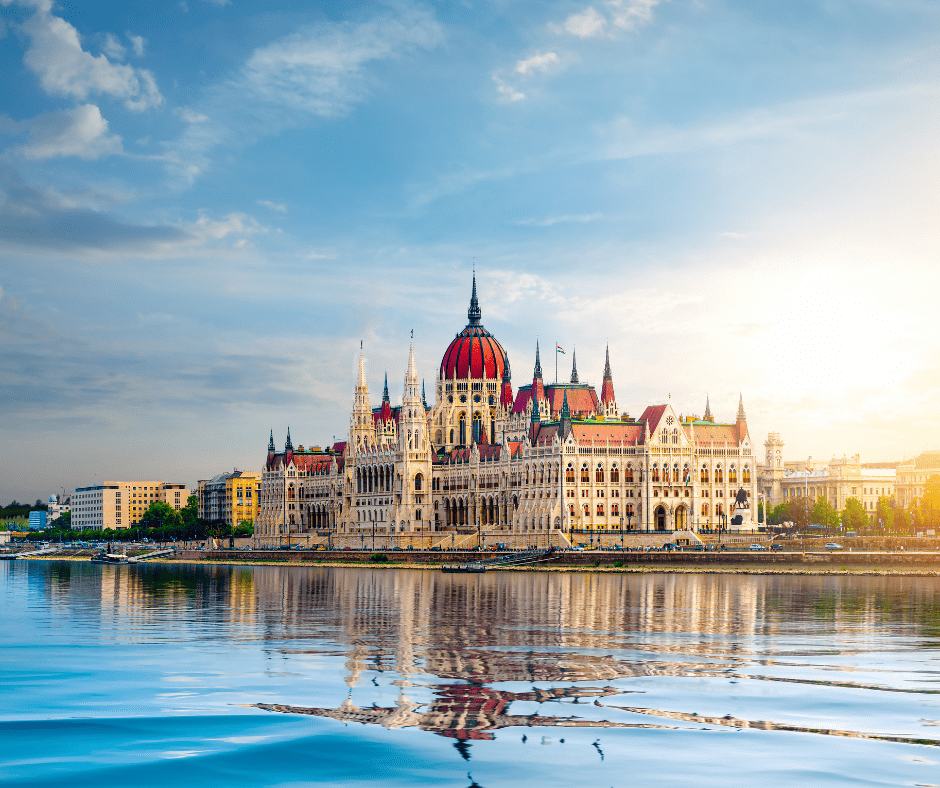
[749,544,767,551]
[770,543,784,551]
[825,542,843,550]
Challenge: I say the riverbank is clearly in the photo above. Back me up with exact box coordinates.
[14,548,940,576]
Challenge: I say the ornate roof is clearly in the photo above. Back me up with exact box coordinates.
[440,275,509,381]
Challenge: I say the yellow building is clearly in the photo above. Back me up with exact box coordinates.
[197,471,260,529]
[72,481,191,530]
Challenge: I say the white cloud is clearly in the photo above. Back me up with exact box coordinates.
[10,0,163,111]
[493,75,525,103]
[608,0,661,32]
[127,33,146,58]
[561,7,607,38]
[256,200,287,213]
[516,51,560,76]
[176,107,209,124]
[551,1,660,39]
[203,0,230,5]
[101,32,126,61]
[9,104,123,160]
[185,212,268,243]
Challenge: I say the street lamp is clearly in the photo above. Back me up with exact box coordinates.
[620,516,624,551]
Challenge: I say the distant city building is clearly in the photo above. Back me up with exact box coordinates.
[47,494,70,524]
[759,438,895,518]
[28,510,47,530]
[197,471,261,528]
[72,481,189,530]
[895,452,940,509]
[255,278,759,547]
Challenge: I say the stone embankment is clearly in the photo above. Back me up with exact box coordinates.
[173,548,940,571]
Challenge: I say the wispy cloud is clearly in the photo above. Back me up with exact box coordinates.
[516,213,604,227]
[168,7,443,183]
[492,74,525,102]
[256,199,287,213]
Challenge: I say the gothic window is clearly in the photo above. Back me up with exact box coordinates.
[661,429,668,443]
[583,504,590,516]
[701,465,709,484]
[450,429,454,444]
[459,414,466,445]
[610,465,620,483]
[597,505,604,516]
[612,503,619,516]
[683,464,690,485]
[729,465,737,484]
[596,464,605,484]
[672,429,679,445]
[716,465,724,484]
[415,509,421,521]
[625,464,634,483]
[743,465,751,484]
[581,464,590,484]
[652,464,660,482]
[569,504,576,515]
[414,473,423,491]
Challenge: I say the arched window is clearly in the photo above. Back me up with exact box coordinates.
[450,429,454,444]
[581,464,590,483]
[596,504,604,516]
[661,429,668,443]
[701,464,709,483]
[596,464,605,483]
[583,504,590,516]
[459,414,466,445]
[672,428,679,445]
[569,504,576,515]
[415,509,421,521]
[716,465,724,484]
[652,464,660,482]
[743,465,751,484]
[729,465,737,484]
[612,503,619,516]
[625,464,634,483]
[414,473,423,491]
[566,465,575,484]
[610,465,620,483]
[701,503,708,516]
[683,464,690,485]
[435,429,442,445]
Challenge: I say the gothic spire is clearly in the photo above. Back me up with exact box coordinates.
[531,395,540,423]
[570,346,579,384]
[603,344,612,380]
[560,387,571,421]
[600,343,616,406]
[285,427,293,451]
[467,273,482,326]
[737,392,746,421]
[422,379,427,408]
[357,350,367,387]
[533,340,542,380]
[382,373,390,403]
[704,395,712,421]
[268,429,275,453]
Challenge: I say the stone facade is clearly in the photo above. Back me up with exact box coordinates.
[254,279,758,547]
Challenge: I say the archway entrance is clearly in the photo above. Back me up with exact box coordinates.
[674,506,687,530]
[655,506,666,532]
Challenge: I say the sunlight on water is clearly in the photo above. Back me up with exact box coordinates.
[3,561,940,787]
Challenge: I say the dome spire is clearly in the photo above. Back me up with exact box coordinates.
[467,272,482,326]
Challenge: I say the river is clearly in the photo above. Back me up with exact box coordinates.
[3,560,940,786]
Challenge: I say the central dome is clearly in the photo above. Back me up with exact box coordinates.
[439,276,509,380]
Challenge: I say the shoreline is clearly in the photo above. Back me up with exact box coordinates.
[16,554,940,576]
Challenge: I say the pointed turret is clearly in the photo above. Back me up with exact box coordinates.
[500,354,513,406]
[560,388,572,440]
[467,273,482,326]
[267,429,275,453]
[382,373,390,404]
[570,347,579,384]
[600,344,616,417]
[736,392,748,442]
[532,341,545,403]
[379,371,393,424]
[285,427,293,451]
[704,395,713,422]
[421,379,428,409]
[350,350,375,451]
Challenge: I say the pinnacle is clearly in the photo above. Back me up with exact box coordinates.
[467,272,482,326]
[570,346,579,384]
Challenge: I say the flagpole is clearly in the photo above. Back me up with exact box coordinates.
[555,342,558,384]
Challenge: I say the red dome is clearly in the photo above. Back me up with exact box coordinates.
[440,324,508,380]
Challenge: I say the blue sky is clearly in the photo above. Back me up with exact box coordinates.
[2,0,939,502]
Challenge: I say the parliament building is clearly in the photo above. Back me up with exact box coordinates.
[255,278,758,547]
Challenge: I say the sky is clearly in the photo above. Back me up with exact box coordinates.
[1,0,939,503]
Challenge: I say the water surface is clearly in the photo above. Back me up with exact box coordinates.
[3,561,940,786]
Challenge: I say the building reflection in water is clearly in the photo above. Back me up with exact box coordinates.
[32,562,940,754]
